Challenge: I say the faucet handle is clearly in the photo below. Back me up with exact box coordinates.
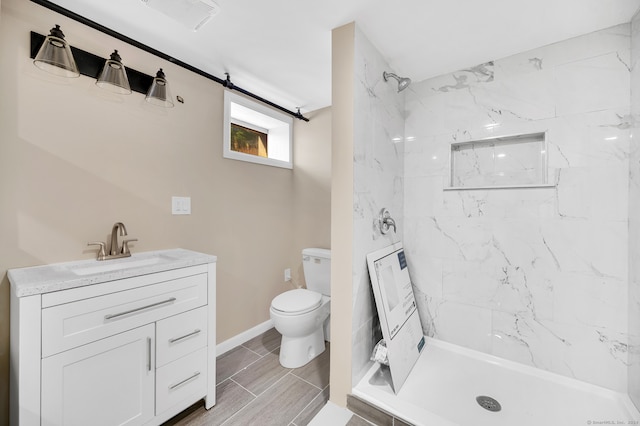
[378,208,397,235]
[88,241,107,260]
[121,238,138,255]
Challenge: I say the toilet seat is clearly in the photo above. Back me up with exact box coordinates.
[271,289,322,315]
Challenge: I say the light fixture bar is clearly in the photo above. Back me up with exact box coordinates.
[28,0,309,121]
[30,31,153,95]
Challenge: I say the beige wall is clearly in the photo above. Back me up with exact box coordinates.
[291,108,332,284]
[329,22,355,408]
[0,1,331,423]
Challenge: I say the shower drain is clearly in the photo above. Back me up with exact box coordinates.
[476,395,502,412]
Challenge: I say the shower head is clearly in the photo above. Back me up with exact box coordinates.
[383,71,411,92]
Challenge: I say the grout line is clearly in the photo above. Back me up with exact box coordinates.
[219,372,295,426]
[291,386,325,424]
[269,345,282,355]
[230,378,257,398]
[215,332,329,426]
[223,350,274,382]
[258,369,295,394]
[290,373,325,391]
[241,344,266,357]
[216,348,265,384]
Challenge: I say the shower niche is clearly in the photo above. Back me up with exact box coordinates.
[447,132,553,190]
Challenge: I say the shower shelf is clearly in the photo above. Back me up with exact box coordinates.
[447,131,550,190]
[444,183,556,191]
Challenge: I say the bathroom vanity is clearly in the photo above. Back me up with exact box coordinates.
[9,249,217,426]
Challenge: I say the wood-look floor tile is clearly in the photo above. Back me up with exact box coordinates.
[242,327,282,356]
[163,379,256,426]
[231,351,290,395]
[347,395,393,426]
[199,379,256,426]
[161,401,204,426]
[346,414,374,426]
[216,345,262,384]
[223,374,321,426]
[393,417,414,426]
[291,343,330,389]
[292,386,330,426]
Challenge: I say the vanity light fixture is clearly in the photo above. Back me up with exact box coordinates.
[31,29,179,108]
[145,68,174,108]
[96,50,132,94]
[33,25,79,77]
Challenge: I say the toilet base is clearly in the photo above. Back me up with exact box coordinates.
[278,328,325,368]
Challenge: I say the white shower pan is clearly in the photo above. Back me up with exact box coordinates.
[353,337,639,426]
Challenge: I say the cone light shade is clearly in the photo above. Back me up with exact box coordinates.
[33,25,80,78]
[145,69,174,108]
[96,50,132,94]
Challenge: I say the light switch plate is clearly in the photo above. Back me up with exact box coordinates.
[172,196,191,215]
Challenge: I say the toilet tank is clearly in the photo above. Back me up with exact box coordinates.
[302,248,331,296]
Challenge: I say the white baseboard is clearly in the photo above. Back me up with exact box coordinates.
[216,319,275,355]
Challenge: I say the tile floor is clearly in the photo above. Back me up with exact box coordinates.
[163,328,331,426]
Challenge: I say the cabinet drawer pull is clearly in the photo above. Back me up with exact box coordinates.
[169,371,201,390]
[147,337,152,372]
[105,297,177,320]
[169,329,202,344]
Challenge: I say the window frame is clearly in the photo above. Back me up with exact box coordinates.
[223,90,293,169]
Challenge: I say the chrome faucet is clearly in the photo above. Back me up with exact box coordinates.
[88,222,137,261]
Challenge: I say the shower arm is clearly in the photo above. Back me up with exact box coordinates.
[383,71,411,92]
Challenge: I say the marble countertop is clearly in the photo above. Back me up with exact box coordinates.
[9,248,217,298]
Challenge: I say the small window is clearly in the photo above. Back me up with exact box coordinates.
[231,122,268,157]
[223,91,293,169]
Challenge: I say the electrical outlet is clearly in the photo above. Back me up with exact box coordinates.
[284,268,291,282]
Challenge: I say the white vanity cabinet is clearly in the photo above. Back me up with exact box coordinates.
[41,324,156,426]
[9,249,217,426]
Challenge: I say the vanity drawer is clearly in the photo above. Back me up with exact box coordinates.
[42,274,207,357]
[156,307,208,367]
[156,347,208,416]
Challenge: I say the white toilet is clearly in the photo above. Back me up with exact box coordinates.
[270,248,331,368]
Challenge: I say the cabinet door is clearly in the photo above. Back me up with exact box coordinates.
[42,324,155,426]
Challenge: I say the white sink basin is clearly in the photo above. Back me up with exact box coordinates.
[71,256,162,276]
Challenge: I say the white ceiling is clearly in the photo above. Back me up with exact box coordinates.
[45,0,640,114]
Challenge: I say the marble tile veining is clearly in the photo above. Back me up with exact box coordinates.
[350,25,406,385]
[402,22,632,391]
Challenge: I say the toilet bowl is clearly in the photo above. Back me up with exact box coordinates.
[270,289,330,368]
[270,248,331,368]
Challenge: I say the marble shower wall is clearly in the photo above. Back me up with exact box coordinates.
[351,26,406,385]
[404,24,632,391]
[629,10,640,408]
